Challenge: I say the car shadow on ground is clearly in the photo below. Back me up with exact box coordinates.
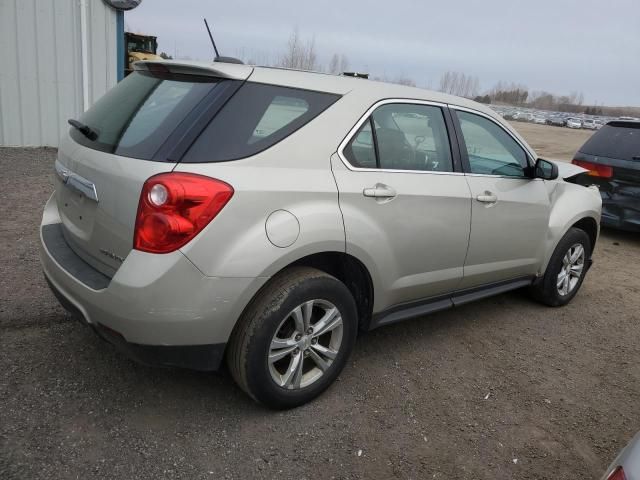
[600,226,640,246]
[42,285,537,417]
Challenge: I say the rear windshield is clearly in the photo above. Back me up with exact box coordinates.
[182,83,340,162]
[580,124,640,162]
[70,71,225,160]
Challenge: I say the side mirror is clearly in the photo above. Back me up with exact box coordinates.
[535,158,559,180]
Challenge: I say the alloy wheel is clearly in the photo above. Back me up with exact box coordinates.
[557,243,585,296]
[268,299,343,390]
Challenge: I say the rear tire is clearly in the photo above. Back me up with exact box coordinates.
[227,267,358,409]
[530,227,591,307]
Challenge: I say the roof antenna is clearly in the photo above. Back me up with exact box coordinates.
[203,18,244,64]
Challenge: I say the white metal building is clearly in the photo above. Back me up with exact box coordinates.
[0,0,120,147]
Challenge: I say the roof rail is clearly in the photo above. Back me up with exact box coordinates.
[343,72,369,79]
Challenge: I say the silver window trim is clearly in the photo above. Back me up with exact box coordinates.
[336,98,464,176]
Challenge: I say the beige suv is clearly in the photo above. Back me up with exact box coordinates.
[40,60,602,408]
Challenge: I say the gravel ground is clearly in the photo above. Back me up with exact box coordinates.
[1,141,639,480]
[510,121,594,162]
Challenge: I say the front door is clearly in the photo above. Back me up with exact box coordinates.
[452,108,551,289]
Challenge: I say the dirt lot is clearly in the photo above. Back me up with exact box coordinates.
[1,125,639,480]
[510,121,594,162]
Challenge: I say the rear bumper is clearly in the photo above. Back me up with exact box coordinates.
[45,275,225,370]
[40,194,268,370]
[600,192,640,232]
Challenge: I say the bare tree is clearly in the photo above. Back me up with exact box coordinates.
[393,75,416,87]
[439,71,479,97]
[328,53,340,74]
[488,81,529,105]
[279,28,319,71]
[327,53,350,74]
[339,54,349,73]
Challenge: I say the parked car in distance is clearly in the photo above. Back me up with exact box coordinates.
[595,120,604,129]
[573,120,640,231]
[40,60,602,408]
[547,116,567,127]
[513,112,533,122]
[600,432,640,480]
[567,117,583,129]
[533,116,547,125]
[582,119,598,130]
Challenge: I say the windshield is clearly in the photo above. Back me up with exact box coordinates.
[128,37,155,53]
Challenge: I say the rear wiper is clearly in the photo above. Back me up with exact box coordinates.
[68,119,98,141]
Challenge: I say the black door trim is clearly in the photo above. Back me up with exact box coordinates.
[369,275,535,330]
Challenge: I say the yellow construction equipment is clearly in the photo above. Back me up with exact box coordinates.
[125,32,162,75]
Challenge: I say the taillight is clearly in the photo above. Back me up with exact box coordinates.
[134,173,233,254]
[607,466,627,480]
[572,159,613,178]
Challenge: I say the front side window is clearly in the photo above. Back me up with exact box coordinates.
[343,103,453,172]
[456,110,529,177]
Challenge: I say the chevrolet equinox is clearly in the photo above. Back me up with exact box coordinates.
[40,60,602,408]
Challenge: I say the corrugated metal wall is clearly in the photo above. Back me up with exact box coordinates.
[0,0,117,147]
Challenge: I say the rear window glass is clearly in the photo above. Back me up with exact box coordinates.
[182,83,340,162]
[580,124,640,162]
[70,71,223,159]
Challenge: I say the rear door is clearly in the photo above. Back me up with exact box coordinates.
[332,101,472,309]
[451,107,551,288]
[55,65,249,276]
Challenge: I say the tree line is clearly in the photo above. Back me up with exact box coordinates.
[230,29,634,116]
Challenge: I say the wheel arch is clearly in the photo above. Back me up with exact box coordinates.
[542,213,600,274]
[542,182,601,273]
[243,251,375,332]
[288,252,375,331]
[571,216,599,252]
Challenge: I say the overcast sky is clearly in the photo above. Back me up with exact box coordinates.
[126,0,640,106]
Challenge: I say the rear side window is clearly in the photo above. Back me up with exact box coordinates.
[343,103,453,172]
[343,120,376,168]
[70,71,224,160]
[182,83,340,162]
[579,123,640,162]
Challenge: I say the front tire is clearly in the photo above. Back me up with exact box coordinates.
[530,227,591,307]
[227,267,358,409]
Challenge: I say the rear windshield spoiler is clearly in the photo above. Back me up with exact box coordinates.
[134,60,253,80]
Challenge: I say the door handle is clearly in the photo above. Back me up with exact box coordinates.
[476,192,498,203]
[363,184,396,199]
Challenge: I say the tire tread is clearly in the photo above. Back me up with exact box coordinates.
[530,227,591,307]
[226,267,336,402]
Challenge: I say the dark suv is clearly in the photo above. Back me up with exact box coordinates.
[573,121,640,231]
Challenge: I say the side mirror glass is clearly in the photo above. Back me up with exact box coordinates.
[535,158,559,180]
